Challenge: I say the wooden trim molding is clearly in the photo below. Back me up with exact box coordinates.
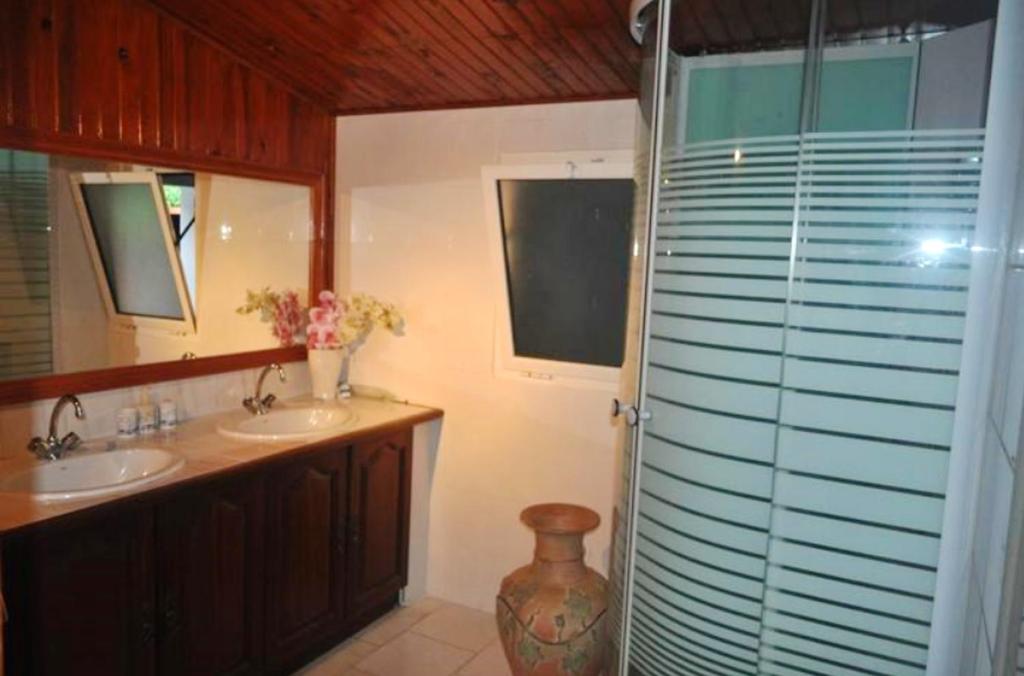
[0,128,324,187]
[309,126,336,297]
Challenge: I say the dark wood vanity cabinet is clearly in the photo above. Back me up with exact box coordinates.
[264,446,348,671]
[155,472,266,676]
[2,425,417,676]
[3,507,156,676]
[348,431,412,619]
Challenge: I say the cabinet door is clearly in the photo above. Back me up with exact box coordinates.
[155,473,264,676]
[348,429,412,617]
[265,446,348,670]
[3,507,155,676]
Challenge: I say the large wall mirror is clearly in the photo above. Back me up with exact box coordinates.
[0,147,316,395]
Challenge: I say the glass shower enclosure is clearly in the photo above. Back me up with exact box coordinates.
[609,1,1011,674]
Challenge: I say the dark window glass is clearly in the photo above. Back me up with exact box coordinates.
[80,183,184,320]
[497,178,633,368]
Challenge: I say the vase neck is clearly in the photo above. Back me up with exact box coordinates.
[532,531,587,583]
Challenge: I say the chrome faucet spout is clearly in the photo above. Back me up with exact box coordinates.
[50,394,84,439]
[29,394,86,460]
[244,363,286,415]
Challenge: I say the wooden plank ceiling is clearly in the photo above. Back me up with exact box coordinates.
[145,0,641,116]
[146,0,998,116]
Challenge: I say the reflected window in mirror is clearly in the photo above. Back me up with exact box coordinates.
[0,150,51,380]
[71,171,196,331]
[0,148,312,381]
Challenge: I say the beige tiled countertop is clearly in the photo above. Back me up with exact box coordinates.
[0,396,442,535]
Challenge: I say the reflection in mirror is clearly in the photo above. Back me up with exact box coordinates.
[0,149,311,381]
[71,171,195,329]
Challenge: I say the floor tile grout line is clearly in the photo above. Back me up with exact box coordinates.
[377,624,486,657]
[406,621,498,655]
[354,630,478,676]
[303,600,505,675]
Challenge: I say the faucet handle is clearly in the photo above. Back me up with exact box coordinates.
[261,393,277,410]
[27,436,67,461]
[61,431,82,452]
[27,437,49,458]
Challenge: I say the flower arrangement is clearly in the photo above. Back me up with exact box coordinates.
[236,287,306,347]
[240,288,402,399]
[238,287,403,353]
[306,290,404,352]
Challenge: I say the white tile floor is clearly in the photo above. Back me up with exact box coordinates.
[294,598,512,676]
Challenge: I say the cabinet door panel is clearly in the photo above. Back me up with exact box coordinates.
[0,0,58,132]
[3,507,155,676]
[156,473,264,676]
[349,430,412,616]
[0,0,333,175]
[265,447,347,669]
[55,0,121,141]
[114,0,161,148]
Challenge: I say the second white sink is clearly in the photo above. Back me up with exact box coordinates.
[217,405,357,442]
[0,448,184,502]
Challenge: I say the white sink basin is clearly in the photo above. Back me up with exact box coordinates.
[217,405,357,442]
[0,448,184,502]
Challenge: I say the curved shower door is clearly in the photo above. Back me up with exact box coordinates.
[612,1,1001,674]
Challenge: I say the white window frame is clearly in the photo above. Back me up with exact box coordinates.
[69,171,196,336]
[482,158,634,388]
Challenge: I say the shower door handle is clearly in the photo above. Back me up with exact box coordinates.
[611,398,627,418]
[611,399,651,427]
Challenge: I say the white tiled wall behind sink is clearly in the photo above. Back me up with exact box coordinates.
[0,365,311,460]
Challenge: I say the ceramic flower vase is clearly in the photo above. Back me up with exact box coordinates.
[496,503,608,676]
[308,348,345,400]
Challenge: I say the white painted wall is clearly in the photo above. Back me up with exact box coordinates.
[914,20,994,130]
[335,100,637,611]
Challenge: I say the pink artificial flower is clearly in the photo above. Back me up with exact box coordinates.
[309,307,330,325]
[306,289,343,349]
[270,290,305,347]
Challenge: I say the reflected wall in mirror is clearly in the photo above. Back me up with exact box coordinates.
[0,148,312,381]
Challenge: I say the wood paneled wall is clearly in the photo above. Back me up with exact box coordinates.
[0,0,333,179]
[0,0,335,405]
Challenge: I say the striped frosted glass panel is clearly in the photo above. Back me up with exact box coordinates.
[1017,611,1024,674]
[631,137,799,674]
[629,130,984,676]
[761,129,984,676]
[0,151,51,379]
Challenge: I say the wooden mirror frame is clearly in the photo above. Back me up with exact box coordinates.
[0,131,334,405]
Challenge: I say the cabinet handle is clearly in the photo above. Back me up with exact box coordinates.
[348,516,361,546]
[163,606,179,632]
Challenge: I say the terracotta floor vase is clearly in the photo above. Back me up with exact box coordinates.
[496,503,608,676]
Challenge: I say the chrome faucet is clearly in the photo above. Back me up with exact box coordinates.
[28,394,85,461]
[244,363,286,415]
